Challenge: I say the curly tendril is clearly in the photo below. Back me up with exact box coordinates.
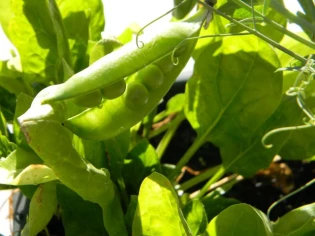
[261,123,314,149]
[135,0,190,49]
[262,56,315,149]
[171,33,250,66]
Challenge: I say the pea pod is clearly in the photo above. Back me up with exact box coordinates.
[40,7,208,104]
[72,37,122,107]
[18,96,127,235]
[63,7,208,140]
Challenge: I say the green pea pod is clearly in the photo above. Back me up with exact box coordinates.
[173,0,198,19]
[40,7,208,104]
[72,37,122,108]
[18,97,127,235]
[63,7,208,140]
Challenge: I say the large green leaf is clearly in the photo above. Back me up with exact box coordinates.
[123,139,161,194]
[56,0,105,72]
[8,0,71,84]
[57,183,108,236]
[133,172,192,236]
[206,203,273,236]
[273,203,315,236]
[22,182,58,236]
[185,35,282,176]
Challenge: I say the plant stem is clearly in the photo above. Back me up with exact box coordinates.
[231,0,315,50]
[179,165,221,191]
[207,5,307,63]
[156,112,185,159]
[196,165,226,198]
[270,0,315,36]
[169,135,206,179]
[142,106,157,139]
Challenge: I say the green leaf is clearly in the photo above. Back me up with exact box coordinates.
[185,35,282,176]
[21,182,58,236]
[0,0,13,35]
[202,196,240,222]
[13,93,33,146]
[72,135,108,169]
[56,0,105,72]
[0,147,57,185]
[206,203,273,236]
[8,0,71,84]
[104,130,130,181]
[0,135,16,158]
[219,0,287,42]
[0,85,18,120]
[57,183,108,236]
[165,93,185,116]
[273,203,315,236]
[123,139,161,194]
[133,172,192,236]
[116,23,141,45]
[0,108,8,136]
[0,60,30,96]
[125,195,138,233]
[182,199,208,236]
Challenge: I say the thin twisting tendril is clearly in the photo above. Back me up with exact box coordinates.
[171,33,251,66]
[251,0,257,31]
[262,56,315,148]
[267,178,315,219]
[135,0,190,48]
[261,123,313,148]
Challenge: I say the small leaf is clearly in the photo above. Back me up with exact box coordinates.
[202,196,240,222]
[22,182,58,236]
[105,130,130,181]
[0,135,16,158]
[182,199,208,236]
[123,139,161,194]
[0,147,56,185]
[133,172,192,236]
[206,203,273,236]
[273,202,315,236]
[57,183,107,236]
[125,195,138,233]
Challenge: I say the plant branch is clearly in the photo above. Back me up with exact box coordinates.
[205,4,307,63]
[231,0,315,50]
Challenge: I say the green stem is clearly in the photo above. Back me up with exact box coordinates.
[169,135,206,179]
[116,177,129,209]
[149,112,185,139]
[231,0,315,50]
[142,106,157,139]
[207,5,307,63]
[270,0,315,36]
[196,165,226,198]
[179,165,221,191]
[156,112,185,159]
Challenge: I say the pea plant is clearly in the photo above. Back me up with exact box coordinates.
[0,0,315,235]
